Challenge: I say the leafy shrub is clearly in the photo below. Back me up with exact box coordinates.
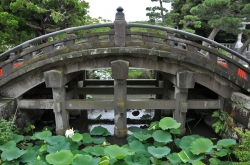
[0,119,18,145]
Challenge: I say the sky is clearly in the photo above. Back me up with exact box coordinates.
[85,0,171,22]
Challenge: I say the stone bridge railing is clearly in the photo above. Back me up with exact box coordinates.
[0,10,250,85]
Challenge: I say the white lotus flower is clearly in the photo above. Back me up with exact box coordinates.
[65,128,74,138]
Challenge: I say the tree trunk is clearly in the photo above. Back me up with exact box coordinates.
[202,24,223,47]
[239,38,250,55]
[159,0,165,22]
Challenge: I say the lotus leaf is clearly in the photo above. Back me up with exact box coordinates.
[46,142,70,153]
[91,126,111,136]
[192,160,206,165]
[147,146,170,158]
[167,153,182,164]
[215,149,228,157]
[178,150,190,163]
[126,135,137,142]
[99,156,110,165]
[82,133,93,144]
[33,130,52,140]
[190,138,213,155]
[217,139,236,148]
[152,130,172,143]
[2,160,19,165]
[178,135,202,150]
[1,147,25,161]
[128,126,141,133]
[104,145,133,160]
[128,140,148,156]
[72,133,83,142]
[170,128,180,135]
[46,150,74,165]
[159,117,180,130]
[45,135,65,145]
[133,132,151,141]
[0,141,16,151]
[72,154,100,165]
[83,146,105,156]
[11,134,24,143]
[20,149,37,163]
[92,137,106,144]
[209,158,221,165]
[148,121,159,130]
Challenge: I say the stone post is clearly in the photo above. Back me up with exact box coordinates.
[111,60,129,138]
[174,70,196,136]
[114,6,126,47]
[44,70,69,135]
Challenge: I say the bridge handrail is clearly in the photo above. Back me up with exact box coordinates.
[0,23,114,59]
[127,23,250,65]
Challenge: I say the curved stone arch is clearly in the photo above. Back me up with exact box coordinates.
[0,47,241,98]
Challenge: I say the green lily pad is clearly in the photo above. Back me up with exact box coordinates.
[45,135,65,145]
[170,128,180,135]
[82,133,93,144]
[167,153,182,164]
[190,138,213,155]
[152,130,172,143]
[209,158,221,165]
[2,160,19,165]
[99,156,110,165]
[33,130,52,140]
[20,149,37,163]
[148,121,159,130]
[11,134,24,143]
[133,132,151,141]
[215,149,228,157]
[179,135,202,150]
[0,141,16,151]
[91,126,111,136]
[104,145,133,160]
[83,146,105,156]
[147,146,171,158]
[217,139,236,148]
[140,114,152,120]
[72,154,92,165]
[178,150,190,163]
[27,160,48,165]
[46,142,70,153]
[192,160,206,165]
[72,133,83,142]
[126,135,137,142]
[1,147,26,161]
[92,137,106,144]
[46,150,74,165]
[128,126,141,133]
[159,117,181,130]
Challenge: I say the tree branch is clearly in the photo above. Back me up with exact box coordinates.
[26,23,42,30]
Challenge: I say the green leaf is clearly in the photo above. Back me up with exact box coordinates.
[104,145,133,160]
[20,149,37,163]
[82,133,93,144]
[27,160,47,165]
[2,160,19,165]
[91,126,111,136]
[128,140,147,155]
[0,141,16,151]
[159,117,181,130]
[170,128,180,135]
[72,133,83,142]
[126,135,137,142]
[46,142,70,153]
[148,121,159,130]
[33,130,52,140]
[167,153,182,164]
[190,138,213,155]
[216,139,236,148]
[209,158,221,165]
[93,137,106,144]
[46,150,74,165]
[133,132,151,141]
[72,154,91,165]
[147,146,171,158]
[192,160,206,165]
[215,149,228,157]
[11,134,24,143]
[178,150,190,163]
[83,146,105,156]
[152,130,172,143]
[179,135,202,150]
[39,144,47,152]
[128,126,141,133]
[45,135,65,145]
[99,156,110,165]
[1,147,26,161]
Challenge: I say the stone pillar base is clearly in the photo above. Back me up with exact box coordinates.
[56,128,67,135]
[177,128,186,137]
[114,128,127,138]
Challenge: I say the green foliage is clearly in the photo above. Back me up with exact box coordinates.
[0,117,240,164]
[24,122,35,133]
[0,119,18,145]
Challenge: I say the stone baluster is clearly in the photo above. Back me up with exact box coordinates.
[2,53,15,76]
[174,70,196,136]
[111,60,129,138]
[114,7,126,47]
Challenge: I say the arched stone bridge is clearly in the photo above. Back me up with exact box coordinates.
[0,8,249,137]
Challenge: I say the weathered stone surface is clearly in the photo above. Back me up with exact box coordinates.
[231,92,250,110]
